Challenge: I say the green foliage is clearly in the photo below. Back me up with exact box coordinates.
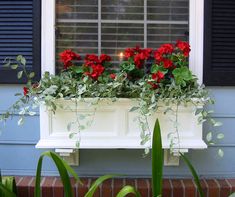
[180,153,204,197]
[116,185,141,197]
[172,66,193,86]
[35,151,81,197]
[85,175,118,197]
[152,119,163,197]
[0,172,17,197]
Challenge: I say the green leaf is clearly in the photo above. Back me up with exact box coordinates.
[214,122,222,127]
[116,185,141,197]
[29,72,35,78]
[217,133,224,140]
[1,177,17,196]
[16,55,26,66]
[218,149,224,157]
[85,175,118,197]
[180,153,204,197]
[0,183,16,197]
[172,66,193,86]
[17,117,24,125]
[152,119,163,197]
[17,71,23,79]
[10,64,18,70]
[129,106,139,112]
[206,132,212,142]
[34,151,82,197]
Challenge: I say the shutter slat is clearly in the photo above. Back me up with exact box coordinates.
[0,0,41,83]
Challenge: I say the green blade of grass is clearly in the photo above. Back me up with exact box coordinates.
[116,185,141,197]
[0,183,16,197]
[152,119,163,197]
[34,151,81,197]
[85,174,118,197]
[180,152,204,197]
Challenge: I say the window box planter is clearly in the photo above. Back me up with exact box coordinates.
[36,98,207,151]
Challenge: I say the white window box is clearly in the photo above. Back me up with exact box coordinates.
[36,98,207,151]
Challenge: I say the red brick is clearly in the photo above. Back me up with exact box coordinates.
[16,176,34,197]
[216,179,231,197]
[227,179,235,192]
[163,179,172,197]
[28,177,35,197]
[113,178,124,196]
[77,178,91,196]
[171,179,184,197]
[53,178,64,197]
[41,176,55,197]
[206,179,220,197]
[137,178,148,197]
[182,179,196,197]
[101,179,113,197]
[125,178,137,197]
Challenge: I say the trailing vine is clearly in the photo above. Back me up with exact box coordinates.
[0,41,223,156]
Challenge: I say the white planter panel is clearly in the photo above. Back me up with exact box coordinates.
[36,99,207,150]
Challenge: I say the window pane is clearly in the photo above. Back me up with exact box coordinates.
[56,0,98,20]
[147,24,188,48]
[101,23,144,63]
[56,0,189,71]
[102,0,144,20]
[147,0,189,21]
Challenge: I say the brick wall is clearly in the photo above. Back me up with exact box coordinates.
[14,176,235,197]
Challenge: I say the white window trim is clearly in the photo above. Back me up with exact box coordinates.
[41,0,204,84]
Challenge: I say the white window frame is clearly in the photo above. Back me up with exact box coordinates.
[41,0,204,84]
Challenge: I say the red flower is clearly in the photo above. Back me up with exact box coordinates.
[142,48,153,59]
[148,82,159,89]
[176,40,191,57]
[110,73,116,80]
[154,51,163,61]
[159,44,174,54]
[162,59,173,68]
[87,64,105,80]
[124,48,135,58]
[152,71,165,83]
[23,87,29,96]
[59,49,81,69]
[85,54,99,66]
[99,54,111,63]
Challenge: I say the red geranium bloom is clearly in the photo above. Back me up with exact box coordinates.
[176,40,191,57]
[162,59,173,69]
[85,54,99,66]
[99,54,111,63]
[59,49,81,69]
[89,64,105,80]
[154,51,163,61]
[124,48,135,58]
[23,87,29,96]
[110,73,116,80]
[152,71,165,83]
[159,44,174,54]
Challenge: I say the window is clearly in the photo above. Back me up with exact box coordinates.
[0,0,41,84]
[55,0,189,70]
[42,0,204,83]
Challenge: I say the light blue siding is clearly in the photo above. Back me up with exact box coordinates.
[0,85,235,178]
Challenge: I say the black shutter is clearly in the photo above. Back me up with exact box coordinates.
[203,0,235,86]
[0,0,41,84]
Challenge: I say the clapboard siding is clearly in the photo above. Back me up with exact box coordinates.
[0,85,235,178]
